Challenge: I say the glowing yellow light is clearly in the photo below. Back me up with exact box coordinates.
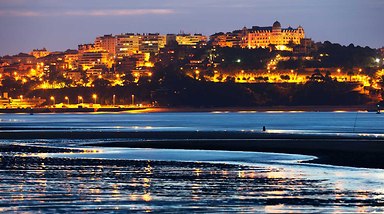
[337,69,341,73]
[195,70,200,75]
[98,75,102,79]
[50,96,55,101]
[30,68,37,76]
[142,193,152,202]
[144,62,154,67]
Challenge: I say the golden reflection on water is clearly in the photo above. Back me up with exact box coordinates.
[191,183,201,201]
[267,169,285,179]
[142,193,152,202]
[194,168,202,176]
[1,146,384,213]
[130,194,138,201]
[264,204,286,213]
[238,170,245,178]
[143,178,151,188]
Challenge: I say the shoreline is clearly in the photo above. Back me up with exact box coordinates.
[0,104,379,114]
[147,105,376,113]
[2,130,384,169]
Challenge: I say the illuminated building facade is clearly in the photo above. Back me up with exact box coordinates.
[78,44,97,54]
[116,34,140,58]
[175,34,207,46]
[247,21,305,49]
[30,48,50,59]
[210,29,247,48]
[95,34,117,55]
[116,33,166,59]
[63,49,78,70]
[140,33,166,54]
[210,21,305,50]
[78,51,112,70]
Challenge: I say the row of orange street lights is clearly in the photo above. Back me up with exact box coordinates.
[49,94,135,106]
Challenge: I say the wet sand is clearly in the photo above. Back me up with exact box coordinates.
[1,130,384,169]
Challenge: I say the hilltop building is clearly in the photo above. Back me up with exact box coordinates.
[248,21,305,49]
[210,21,305,51]
[30,48,50,59]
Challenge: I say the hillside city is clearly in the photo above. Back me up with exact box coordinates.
[1,21,383,109]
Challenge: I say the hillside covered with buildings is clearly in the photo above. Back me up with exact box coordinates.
[0,21,383,108]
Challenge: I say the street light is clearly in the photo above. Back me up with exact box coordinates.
[93,94,97,104]
[78,96,83,104]
[65,96,69,105]
[50,96,55,106]
[113,94,116,106]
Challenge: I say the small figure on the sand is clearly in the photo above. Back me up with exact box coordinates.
[262,126,266,132]
[377,104,381,114]
[30,108,34,115]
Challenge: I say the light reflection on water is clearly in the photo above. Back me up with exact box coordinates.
[0,146,384,213]
[1,112,384,212]
[1,111,384,134]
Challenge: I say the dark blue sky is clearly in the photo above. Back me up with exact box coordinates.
[0,0,383,55]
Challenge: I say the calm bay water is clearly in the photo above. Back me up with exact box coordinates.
[1,111,384,213]
[1,111,383,134]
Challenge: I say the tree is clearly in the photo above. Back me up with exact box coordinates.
[92,78,111,88]
[1,77,22,93]
[122,72,135,86]
[324,70,333,82]
[378,75,384,89]
[280,75,290,81]
[309,69,325,82]
[80,70,89,86]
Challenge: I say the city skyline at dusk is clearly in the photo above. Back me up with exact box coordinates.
[0,0,383,55]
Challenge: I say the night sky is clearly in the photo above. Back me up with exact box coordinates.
[0,0,383,56]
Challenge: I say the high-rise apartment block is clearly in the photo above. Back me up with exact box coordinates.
[116,33,166,59]
[95,34,117,55]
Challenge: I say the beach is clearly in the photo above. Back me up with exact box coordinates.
[1,130,384,169]
[1,111,384,169]
[1,111,384,212]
